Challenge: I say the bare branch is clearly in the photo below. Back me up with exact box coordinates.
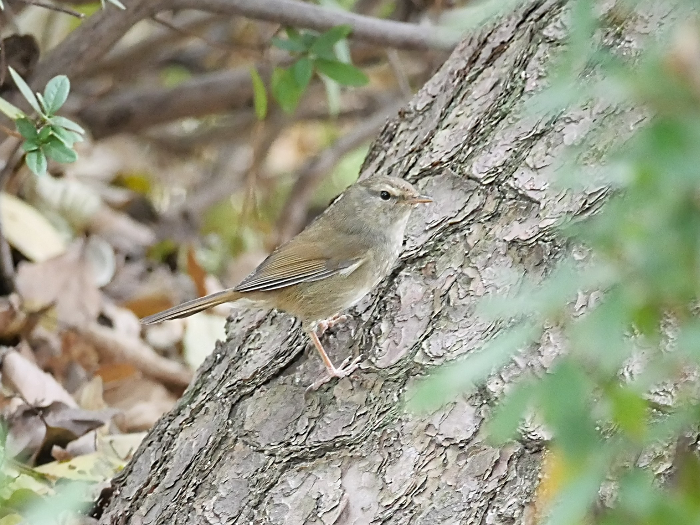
[82,12,219,77]
[387,49,412,97]
[16,0,84,18]
[171,0,460,51]
[78,66,260,139]
[276,100,405,242]
[150,14,233,51]
[144,95,389,153]
[31,0,170,87]
[80,322,193,387]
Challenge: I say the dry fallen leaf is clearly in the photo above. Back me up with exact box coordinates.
[144,321,184,351]
[186,246,208,298]
[91,206,156,252]
[182,313,226,369]
[74,376,107,411]
[93,362,139,384]
[0,294,29,339]
[101,301,141,339]
[81,323,192,387]
[104,376,176,432]
[121,294,174,319]
[16,240,102,328]
[2,349,77,408]
[34,450,123,482]
[6,401,116,464]
[0,192,66,263]
[83,236,116,288]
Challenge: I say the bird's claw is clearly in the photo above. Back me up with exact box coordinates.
[306,354,362,391]
[316,314,350,336]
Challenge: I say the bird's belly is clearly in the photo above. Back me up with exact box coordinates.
[266,267,377,324]
[251,226,405,325]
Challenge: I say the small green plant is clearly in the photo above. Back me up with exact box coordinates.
[1,68,85,177]
[251,25,369,117]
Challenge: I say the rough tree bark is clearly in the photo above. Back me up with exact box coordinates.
[99,1,657,523]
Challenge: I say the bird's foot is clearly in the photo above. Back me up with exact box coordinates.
[306,354,362,391]
[316,314,350,336]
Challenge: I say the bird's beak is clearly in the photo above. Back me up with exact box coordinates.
[407,195,433,205]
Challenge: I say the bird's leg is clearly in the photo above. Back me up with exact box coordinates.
[316,313,350,336]
[306,328,361,391]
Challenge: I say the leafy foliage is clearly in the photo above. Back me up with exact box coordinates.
[415,1,700,524]
[3,68,84,177]
[249,67,268,119]
[266,25,369,113]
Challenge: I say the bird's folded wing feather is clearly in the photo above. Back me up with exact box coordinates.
[234,242,364,293]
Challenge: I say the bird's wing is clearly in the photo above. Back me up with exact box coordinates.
[234,241,364,293]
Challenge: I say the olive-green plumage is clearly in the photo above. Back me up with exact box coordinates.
[141,175,431,388]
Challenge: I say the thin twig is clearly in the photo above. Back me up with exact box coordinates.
[171,0,460,51]
[387,49,412,97]
[78,66,266,138]
[80,323,193,387]
[17,0,84,18]
[82,12,219,77]
[144,99,383,152]
[151,14,233,51]
[31,0,169,87]
[0,37,6,87]
[0,124,21,138]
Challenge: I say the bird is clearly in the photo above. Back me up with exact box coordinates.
[141,175,432,389]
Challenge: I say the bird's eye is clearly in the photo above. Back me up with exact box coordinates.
[380,190,391,200]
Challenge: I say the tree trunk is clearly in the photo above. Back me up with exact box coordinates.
[99,1,653,523]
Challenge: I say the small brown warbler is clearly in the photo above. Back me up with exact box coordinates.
[141,176,432,389]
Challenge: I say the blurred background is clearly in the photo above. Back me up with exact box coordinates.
[9,1,700,524]
[0,0,467,518]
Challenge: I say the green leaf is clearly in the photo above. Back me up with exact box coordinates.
[538,360,599,461]
[320,75,341,116]
[314,59,368,86]
[3,488,44,512]
[310,25,352,59]
[271,37,308,53]
[37,126,51,142]
[43,137,77,163]
[545,461,608,525]
[15,118,37,140]
[50,125,82,147]
[486,380,536,444]
[300,33,316,50]
[0,513,23,525]
[271,67,303,114]
[408,323,539,413]
[49,115,85,134]
[285,27,301,40]
[608,385,648,440]
[22,139,39,152]
[249,67,268,120]
[25,150,47,176]
[0,95,23,120]
[292,58,313,90]
[41,75,70,115]
[8,67,42,115]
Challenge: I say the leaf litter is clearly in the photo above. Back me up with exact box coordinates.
[0,134,231,521]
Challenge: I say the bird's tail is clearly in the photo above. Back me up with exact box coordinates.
[140,290,240,324]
